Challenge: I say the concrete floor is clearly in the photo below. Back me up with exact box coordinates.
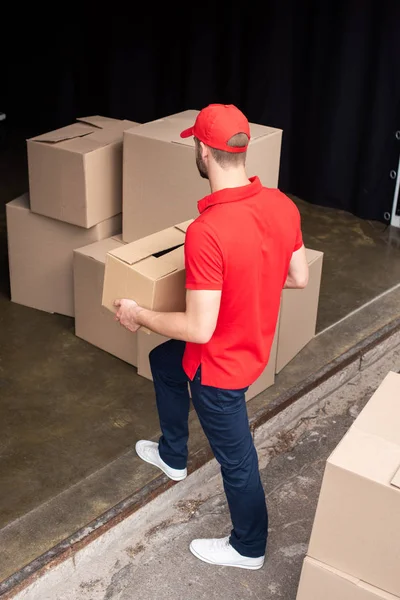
[11,325,400,600]
[1,122,400,589]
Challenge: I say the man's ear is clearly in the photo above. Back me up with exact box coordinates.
[200,140,209,161]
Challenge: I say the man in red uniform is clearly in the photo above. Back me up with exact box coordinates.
[115,104,309,570]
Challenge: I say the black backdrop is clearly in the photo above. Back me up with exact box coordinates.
[3,1,400,223]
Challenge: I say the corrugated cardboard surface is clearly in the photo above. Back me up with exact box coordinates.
[6,194,121,317]
[245,327,278,401]
[307,371,400,597]
[122,110,282,242]
[27,116,138,228]
[102,223,190,315]
[74,237,137,367]
[275,248,324,373]
[297,557,398,600]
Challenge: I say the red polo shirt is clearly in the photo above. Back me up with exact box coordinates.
[182,176,303,389]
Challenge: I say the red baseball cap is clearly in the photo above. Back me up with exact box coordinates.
[180,104,250,153]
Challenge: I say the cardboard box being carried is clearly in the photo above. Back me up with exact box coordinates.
[27,116,138,228]
[74,236,137,367]
[6,194,121,317]
[122,110,283,242]
[136,328,278,402]
[307,371,400,598]
[297,557,398,600]
[102,220,193,317]
[275,248,323,373]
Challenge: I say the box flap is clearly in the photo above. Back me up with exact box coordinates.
[109,227,185,265]
[175,219,195,233]
[88,125,135,146]
[132,256,179,280]
[77,116,133,129]
[74,237,125,263]
[391,465,400,489]
[30,123,96,144]
[77,118,139,148]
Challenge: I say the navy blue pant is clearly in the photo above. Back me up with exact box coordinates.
[149,339,268,558]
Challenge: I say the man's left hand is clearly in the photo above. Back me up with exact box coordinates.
[114,299,143,333]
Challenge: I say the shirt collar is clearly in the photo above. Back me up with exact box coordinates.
[197,176,262,214]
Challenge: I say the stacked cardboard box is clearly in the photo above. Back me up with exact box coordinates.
[102,109,324,395]
[6,108,324,399]
[296,371,400,599]
[73,236,138,366]
[122,110,283,242]
[6,116,138,316]
[275,248,324,374]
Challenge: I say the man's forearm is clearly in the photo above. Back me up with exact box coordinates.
[136,308,201,343]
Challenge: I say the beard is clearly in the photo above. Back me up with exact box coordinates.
[195,144,209,180]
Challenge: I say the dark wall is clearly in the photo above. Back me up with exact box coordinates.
[3,1,400,222]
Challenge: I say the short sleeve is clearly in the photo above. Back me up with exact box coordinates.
[293,208,303,251]
[184,221,223,290]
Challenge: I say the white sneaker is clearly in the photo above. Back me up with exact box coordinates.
[135,440,187,482]
[190,537,265,570]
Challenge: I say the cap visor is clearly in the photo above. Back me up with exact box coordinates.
[180,127,194,138]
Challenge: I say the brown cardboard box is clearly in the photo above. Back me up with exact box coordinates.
[136,328,277,401]
[74,237,137,367]
[27,116,138,228]
[122,110,282,242]
[297,557,398,600]
[6,194,121,316]
[307,371,400,597]
[246,330,277,401]
[102,220,193,316]
[275,248,323,373]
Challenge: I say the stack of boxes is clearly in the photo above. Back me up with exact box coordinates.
[6,109,324,396]
[296,370,400,600]
[6,116,138,316]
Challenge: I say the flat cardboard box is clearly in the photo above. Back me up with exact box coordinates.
[137,328,277,401]
[307,371,400,597]
[297,557,398,600]
[74,237,137,367]
[102,220,193,316]
[122,110,282,242]
[28,116,138,228]
[275,248,323,373]
[6,194,121,316]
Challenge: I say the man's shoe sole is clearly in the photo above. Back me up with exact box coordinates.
[189,542,264,570]
[135,444,187,482]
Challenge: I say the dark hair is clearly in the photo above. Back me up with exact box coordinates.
[196,133,249,168]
